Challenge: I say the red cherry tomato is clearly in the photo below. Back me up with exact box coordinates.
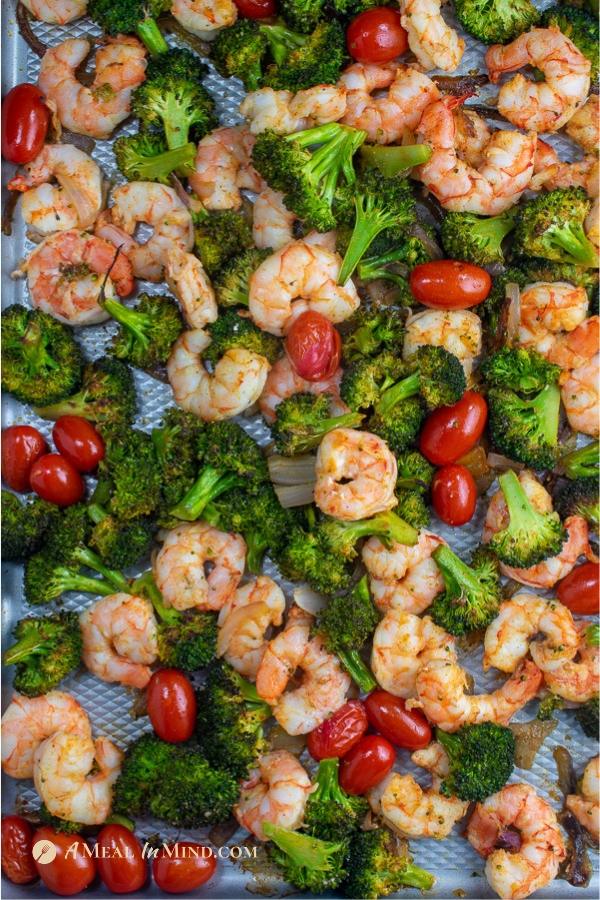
[233,0,275,17]
[2,84,50,165]
[284,311,342,382]
[364,691,432,750]
[147,669,197,743]
[29,453,84,507]
[52,417,105,473]
[409,260,491,309]
[339,735,395,795]
[420,391,488,466]
[432,463,477,526]
[1,425,48,492]
[152,843,216,894]
[96,825,146,894]
[557,562,600,615]
[31,827,95,897]
[347,7,408,63]
[1,816,37,885]
[307,700,368,760]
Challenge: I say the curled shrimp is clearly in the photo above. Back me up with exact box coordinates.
[8,144,104,235]
[256,605,312,706]
[154,521,246,612]
[566,756,599,843]
[399,0,464,72]
[34,732,123,826]
[340,62,440,144]
[566,96,599,154]
[414,658,543,732]
[531,146,598,197]
[486,27,590,133]
[539,620,600,703]
[168,328,271,421]
[1,692,91,779]
[249,238,359,337]
[21,0,87,24]
[253,188,296,251]
[314,427,398,521]
[551,317,600,437]
[466,783,566,900]
[404,309,482,377]
[371,611,456,698]
[363,529,446,614]
[80,593,158,690]
[38,37,147,139]
[165,247,218,329]
[217,576,286,680]
[259,356,344,424]
[517,281,589,358]
[416,96,536,214]
[241,86,347,135]
[20,229,134,325]
[171,0,237,40]
[234,750,313,841]
[190,127,262,211]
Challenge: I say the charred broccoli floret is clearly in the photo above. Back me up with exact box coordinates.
[341,351,405,412]
[152,408,205,526]
[454,0,539,44]
[263,21,347,91]
[482,347,561,394]
[394,450,435,531]
[436,723,515,802]
[203,310,280,367]
[88,0,170,55]
[132,62,216,150]
[103,293,183,370]
[541,4,598,83]
[211,19,267,90]
[342,305,404,362]
[560,440,599,479]
[280,0,325,32]
[343,827,435,899]
[513,187,598,268]
[575,695,599,738]
[272,393,363,456]
[4,612,82,697]
[213,248,270,307]
[34,358,136,427]
[264,823,347,893]
[113,132,196,183]
[318,575,380,692]
[87,500,153,569]
[304,757,369,842]
[487,382,562,469]
[477,267,528,344]
[97,428,161,521]
[430,545,501,636]
[277,526,353,595]
[1,492,58,562]
[194,209,254,276]
[553,478,599,528]
[440,210,516,266]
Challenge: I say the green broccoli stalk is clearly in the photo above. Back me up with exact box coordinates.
[344,827,435,899]
[560,440,599,479]
[440,210,517,267]
[541,4,599,83]
[359,143,432,177]
[304,757,369,841]
[88,0,170,55]
[482,347,561,394]
[430,545,501,636]
[132,72,216,151]
[203,310,280,367]
[513,187,598,268]
[261,22,306,63]
[342,305,404,362]
[374,346,466,415]
[318,576,380,692]
[453,0,539,43]
[272,393,363,456]
[214,248,270,307]
[4,612,82,697]
[487,382,562,469]
[114,133,196,183]
[356,226,439,299]
[436,723,515,802]
[170,468,244,522]
[24,553,125,606]
[319,511,418,561]
[102,293,183,370]
[488,470,565,568]
[554,478,599,529]
[34,358,136,427]
[87,502,153,570]
[1,492,58,562]
[263,823,347,893]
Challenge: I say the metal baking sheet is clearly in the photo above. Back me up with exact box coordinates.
[1,0,598,896]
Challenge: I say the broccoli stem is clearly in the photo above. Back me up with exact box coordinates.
[561,440,599,479]
[125,142,196,181]
[132,572,179,627]
[262,821,344,865]
[550,221,598,268]
[338,197,404,284]
[338,648,377,693]
[286,124,366,207]
[357,246,410,286]
[4,631,49,666]
[87,503,108,526]
[531,383,561,446]
[246,534,269,576]
[260,24,306,65]
[360,143,432,177]
[71,547,129,592]
[330,511,418,551]
[586,624,600,647]
[50,570,118,600]
[102,298,151,350]
[375,372,421,417]
[136,17,169,56]
[170,467,243,522]
[391,863,436,892]
[432,544,486,600]
[289,411,364,454]
[498,469,544,538]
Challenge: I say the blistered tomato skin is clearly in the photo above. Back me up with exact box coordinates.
[307,700,368,760]
[432,464,477,526]
[557,562,600,615]
[152,843,217,894]
[347,8,408,63]
[410,260,491,309]
[31,827,95,897]
[364,691,432,750]
[284,311,342,382]
[96,825,146,894]
[1,816,37,885]
[339,735,395,795]
[420,391,488,465]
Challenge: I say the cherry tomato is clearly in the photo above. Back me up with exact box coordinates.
[31,827,95,897]
[233,0,276,17]
[29,453,84,507]
[347,7,408,63]
[152,843,216,894]
[52,417,105,473]
[339,735,395,795]
[409,260,491,309]
[96,825,146,894]
[1,425,48,492]
[1,816,37,885]
[2,84,50,165]
[285,311,342,382]
[147,669,197,743]
[364,691,431,750]
[557,562,600,615]
[420,391,488,466]
[307,700,368,760]
[431,463,477,526]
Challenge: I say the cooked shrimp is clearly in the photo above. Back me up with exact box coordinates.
[171,0,237,39]
[369,769,468,839]
[539,620,600,703]
[20,229,134,325]
[154,521,246,612]
[217,576,286,679]
[416,96,536,214]
[80,593,158,690]
[249,238,359,337]
[399,0,464,72]
[100,182,193,282]
[518,281,589,358]
[168,328,271,421]
[165,247,218,329]
[256,605,312,706]
[241,85,347,135]
[314,427,398,521]
[531,148,598,197]
[289,85,348,126]
[371,611,456,698]
[190,126,261,210]
[404,309,482,377]
[414,658,543,732]
[38,37,147,139]
[234,750,313,841]
[566,96,599,154]
[33,733,122,826]
[548,314,599,371]
[486,28,590,133]
[340,62,440,144]
[454,107,493,169]
[259,356,344,424]
[21,0,86,24]
[551,317,600,436]
[253,189,296,250]
[8,144,103,234]
[466,783,566,900]
[1,692,91,779]
[566,756,599,842]
[363,529,445,614]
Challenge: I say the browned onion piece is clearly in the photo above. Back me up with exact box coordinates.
[510,718,556,769]
[505,282,521,344]
[409,222,443,259]
[2,192,19,237]
[432,74,489,96]
[16,2,48,57]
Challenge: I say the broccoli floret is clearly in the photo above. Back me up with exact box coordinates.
[394,492,430,529]
[537,693,564,720]
[487,382,562,469]
[482,347,561,394]
[541,4,598,83]
[553,478,599,528]
[319,511,417,562]
[513,187,598,268]
[264,823,347,893]
[436,723,515,802]
[203,310,280,367]
[3,612,82,697]
[356,224,439,293]
[194,209,254,276]
[440,210,516,267]
[454,0,539,44]
[575,695,599,738]
[342,305,404,363]
[264,21,347,91]
[145,46,208,81]
[318,575,380,692]
[487,469,565,568]
[394,451,434,530]
[132,71,216,150]
[252,124,366,232]
[280,0,325,31]
[103,293,183,370]
[113,132,196,183]
[376,346,466,413]
[197,660,271,778]
[329,0,391,17]
[341,351,406,411]
[1,492,58,562]
[304,757,369,842]
[1,305,83,407]
[97,428,161,521]
[430,545,501,637]
[277,526,352,594]
[34,358,136,427]
[152,408,205,526]
[560,440,599,479]
[87,502,153,569]
[272,393,363,456]
[344,827,435,899]
[88,0,170,55]
[214,248,270,307]
[211,19,267,90]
